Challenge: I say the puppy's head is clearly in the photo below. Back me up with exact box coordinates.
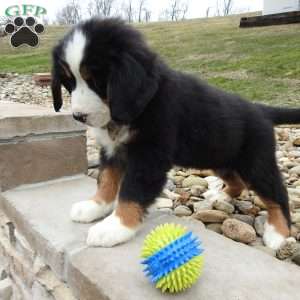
[51,18,159,127]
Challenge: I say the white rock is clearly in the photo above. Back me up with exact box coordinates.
[203,190,232,203]
[290,166,300,175]
[0,278,12,300]
[162,189,180,201]
[193,200,214,212]
[156,197,173,209]
[205,176,224,191]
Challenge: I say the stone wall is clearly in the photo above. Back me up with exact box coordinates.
[0,210,75,300]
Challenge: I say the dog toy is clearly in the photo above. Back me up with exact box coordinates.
[141,223,204,293]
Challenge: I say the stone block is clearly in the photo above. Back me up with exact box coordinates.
[68,212,300,300]
[1,176,300,300]
[0,101,87,191]
[1,176,95,280]
[0,136,87,191]
[0,101,84,140]
[0,278,13,300]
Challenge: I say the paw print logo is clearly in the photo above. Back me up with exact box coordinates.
[4,16,44,48]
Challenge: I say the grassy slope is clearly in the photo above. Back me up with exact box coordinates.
[0,15,299,106]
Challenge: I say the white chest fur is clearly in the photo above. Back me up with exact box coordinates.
[89,126,130,158]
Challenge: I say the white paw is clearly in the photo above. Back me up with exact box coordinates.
[70,200,114,223]
[263,222,285,250]
[87,212,138,247]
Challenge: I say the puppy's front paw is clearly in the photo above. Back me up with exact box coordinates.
[87,213,138,247]
[70,200,113,223]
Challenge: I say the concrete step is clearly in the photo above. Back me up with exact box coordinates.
[1,175,300,300]
[0,101,87,191]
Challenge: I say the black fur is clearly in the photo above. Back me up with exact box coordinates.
[52,18,299,225]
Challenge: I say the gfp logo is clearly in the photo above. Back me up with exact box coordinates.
[5,16,45,47]
[5,4,47,18]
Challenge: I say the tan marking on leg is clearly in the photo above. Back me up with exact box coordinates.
[262,198,290,237]
[115,201,144,228]
[92,167,122,204]
[218,173,246,198]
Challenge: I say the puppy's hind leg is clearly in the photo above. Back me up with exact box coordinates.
[215,169,246,198]
[238,156,291,250]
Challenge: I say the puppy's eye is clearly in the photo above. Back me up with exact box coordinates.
[80,65,92,81]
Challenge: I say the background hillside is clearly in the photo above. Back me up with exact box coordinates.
[0,14,299,106]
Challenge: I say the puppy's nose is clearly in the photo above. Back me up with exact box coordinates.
[73,113,88,123]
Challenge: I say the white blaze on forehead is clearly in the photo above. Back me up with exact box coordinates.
[63,29,110,128]
[65,30,86,75]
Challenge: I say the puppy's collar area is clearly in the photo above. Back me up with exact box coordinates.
[101,120,126,141]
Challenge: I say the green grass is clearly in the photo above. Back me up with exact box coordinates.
[1,14,300,106]
[0,26,67,73]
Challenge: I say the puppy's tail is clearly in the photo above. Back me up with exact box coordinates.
[258,104,300,125]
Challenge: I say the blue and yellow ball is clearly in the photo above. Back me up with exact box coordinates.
[141,223,204,293]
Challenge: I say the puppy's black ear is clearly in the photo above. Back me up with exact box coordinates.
[108,53,158,124]
[51,64,63,112]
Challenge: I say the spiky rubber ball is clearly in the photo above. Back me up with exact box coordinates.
[141,223,204,293]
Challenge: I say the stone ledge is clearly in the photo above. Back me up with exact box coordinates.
[1,175,93,279]
[0,101,85,140]
[1,176,300,300]
[0,136,87,191]
[0,102,88,191]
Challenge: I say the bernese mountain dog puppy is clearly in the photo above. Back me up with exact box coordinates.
[51,18,300,249]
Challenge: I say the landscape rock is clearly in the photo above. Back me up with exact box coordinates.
[193,200,213,212]
[205,176,224,191]
[288,188,300,198]
[193,210,228,223]
[213,199,235,214]
[203,190,232,203]
[292,198,300,209]
[253,197,267,210]
[174,205,192,216]
[176,171,188,177]
[87,168,99,179]
[177,192,191,204]
[233,214,254,226]
[254,215,267,237]
[190,196,202,202]
[0,278,13,300]
[156,197,173,209]
[292,249,300,266]
[190,185,207,196]
[221,219,256,244]
[293,137,300,146]
[234,200,260,215]
[290,165,300,175]
[161,189,180,201]
[206,223,222,234]
[182,175,208,188]
[292,213,300,223]
[276,238,298,260]
[164,179,176,191]
[289,150,300,158]
[173,176,185,185]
